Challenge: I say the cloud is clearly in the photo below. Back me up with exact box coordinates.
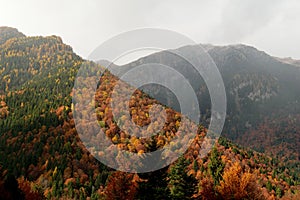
[211,0,284,43]
[0,0,299,58]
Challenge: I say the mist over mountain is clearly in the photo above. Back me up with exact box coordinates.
[115,43,300,160]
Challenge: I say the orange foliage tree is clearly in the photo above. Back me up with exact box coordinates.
[217,162,264,200]
[197,174,218,200]
[104,171,138,200]
[18,177,43,200]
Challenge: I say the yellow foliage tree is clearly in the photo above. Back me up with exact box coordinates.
[217,162,264,200]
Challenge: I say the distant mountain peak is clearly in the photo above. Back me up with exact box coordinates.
[97,59,119,68]
[274,56,300,67]
[202,43,263,54]
[0,26,25,45]
[0,26,24,34]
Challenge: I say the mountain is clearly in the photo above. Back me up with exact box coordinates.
[275,57,300,67]
[0,27,25,45]
[0,26,83,136]
[118,44,300,162]
[0,27,299,199]
[0,27,81,92]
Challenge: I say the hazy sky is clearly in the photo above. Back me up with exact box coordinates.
[1,0,300,60]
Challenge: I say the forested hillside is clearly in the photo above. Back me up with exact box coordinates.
[120,44,300,162]
[0,27,299,199]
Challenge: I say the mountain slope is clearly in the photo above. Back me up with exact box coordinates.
[0,27,83,134]
[0,27,25,45]
[0,28,80,92]
[118,44,300,161]
[0,28,299,199]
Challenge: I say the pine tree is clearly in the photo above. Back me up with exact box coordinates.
[208,147,224,186]
[266,180,272,192]
[276,186,282,198]
[167,156,196,200]
[137,167,169,200]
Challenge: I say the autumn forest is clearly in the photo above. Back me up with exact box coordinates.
[0,27,299,200]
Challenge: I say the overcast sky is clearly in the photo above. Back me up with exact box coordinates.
[1,0,300,60]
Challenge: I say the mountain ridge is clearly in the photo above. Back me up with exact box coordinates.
[118,43,300,162]
[0,26,25,45]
